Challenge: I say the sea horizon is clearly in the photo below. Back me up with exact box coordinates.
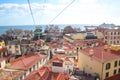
[0,24,98,35]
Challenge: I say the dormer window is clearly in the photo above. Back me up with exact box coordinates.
[52,62,63,67]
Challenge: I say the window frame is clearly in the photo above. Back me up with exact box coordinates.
[106,63,111,70]
[113,69,117,75]
[105,72,109,78]
[114,60,118,67]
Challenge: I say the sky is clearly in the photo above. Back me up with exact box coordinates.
[0,0,120,25]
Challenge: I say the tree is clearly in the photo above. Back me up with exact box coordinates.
[63,26,74,34]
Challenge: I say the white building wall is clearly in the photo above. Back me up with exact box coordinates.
[64,64,74,74]
[52,66,64,73]
[0,60,6,68]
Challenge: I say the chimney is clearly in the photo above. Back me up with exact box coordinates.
[89,49,94,56]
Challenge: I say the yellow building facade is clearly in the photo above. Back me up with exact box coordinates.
[0,40,5,46]
[78,49,120,80]
[63,31,104,43]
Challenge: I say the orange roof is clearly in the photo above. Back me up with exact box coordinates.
[24,67,50,80]
[9,53,46,70]
[24,66,70,80]
[81,46,120,62]
[49,55,65,63]
[48,55,74,66]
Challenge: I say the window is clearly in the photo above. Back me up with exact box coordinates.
[119,68,120,73]
[114,69,117,75]
[8,51,12,54]
[114,61,118,67]
[105,32,107,35]
[114,37,116,39]
[111,32,113,35]
[105,72,109,78]
[117,41,119,44]
[105,36,107,39]
[16,50,19,53]
[110,41,112,44]
[106,63,111,70]
[114,41,116,44]
[118,32,120,35]
[29,68,32,72]
[53,62,63,67]
[111,37,112,39]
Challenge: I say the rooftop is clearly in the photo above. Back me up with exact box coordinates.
[80,46,120,62]
[0,69,24,80]
[24,66,70,80]
[9,53,46,70]
[24,67,50,80]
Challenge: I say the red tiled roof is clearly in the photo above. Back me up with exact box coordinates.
[104,73,120,80]
[104,29,120,32]
[0,54,14,62]
[24,66,70,80]
[24,67,50,80]
[9,53,46,70]
[81,46,120,62]
[49,55,65,63]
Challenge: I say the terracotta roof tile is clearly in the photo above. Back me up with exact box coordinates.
[24,67,50,80]
[9,53,46,70]
[81,46,120,62]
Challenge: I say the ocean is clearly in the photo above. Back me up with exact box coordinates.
[0,24,86,34]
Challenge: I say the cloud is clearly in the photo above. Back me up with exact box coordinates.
[0,3,28,16]
[58,0,74,4]
[0,0,120,25]
[80,0,97,4]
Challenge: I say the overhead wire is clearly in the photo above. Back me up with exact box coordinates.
[48,0,76,24]
[27,0,75,25]
[27,0,36,25]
